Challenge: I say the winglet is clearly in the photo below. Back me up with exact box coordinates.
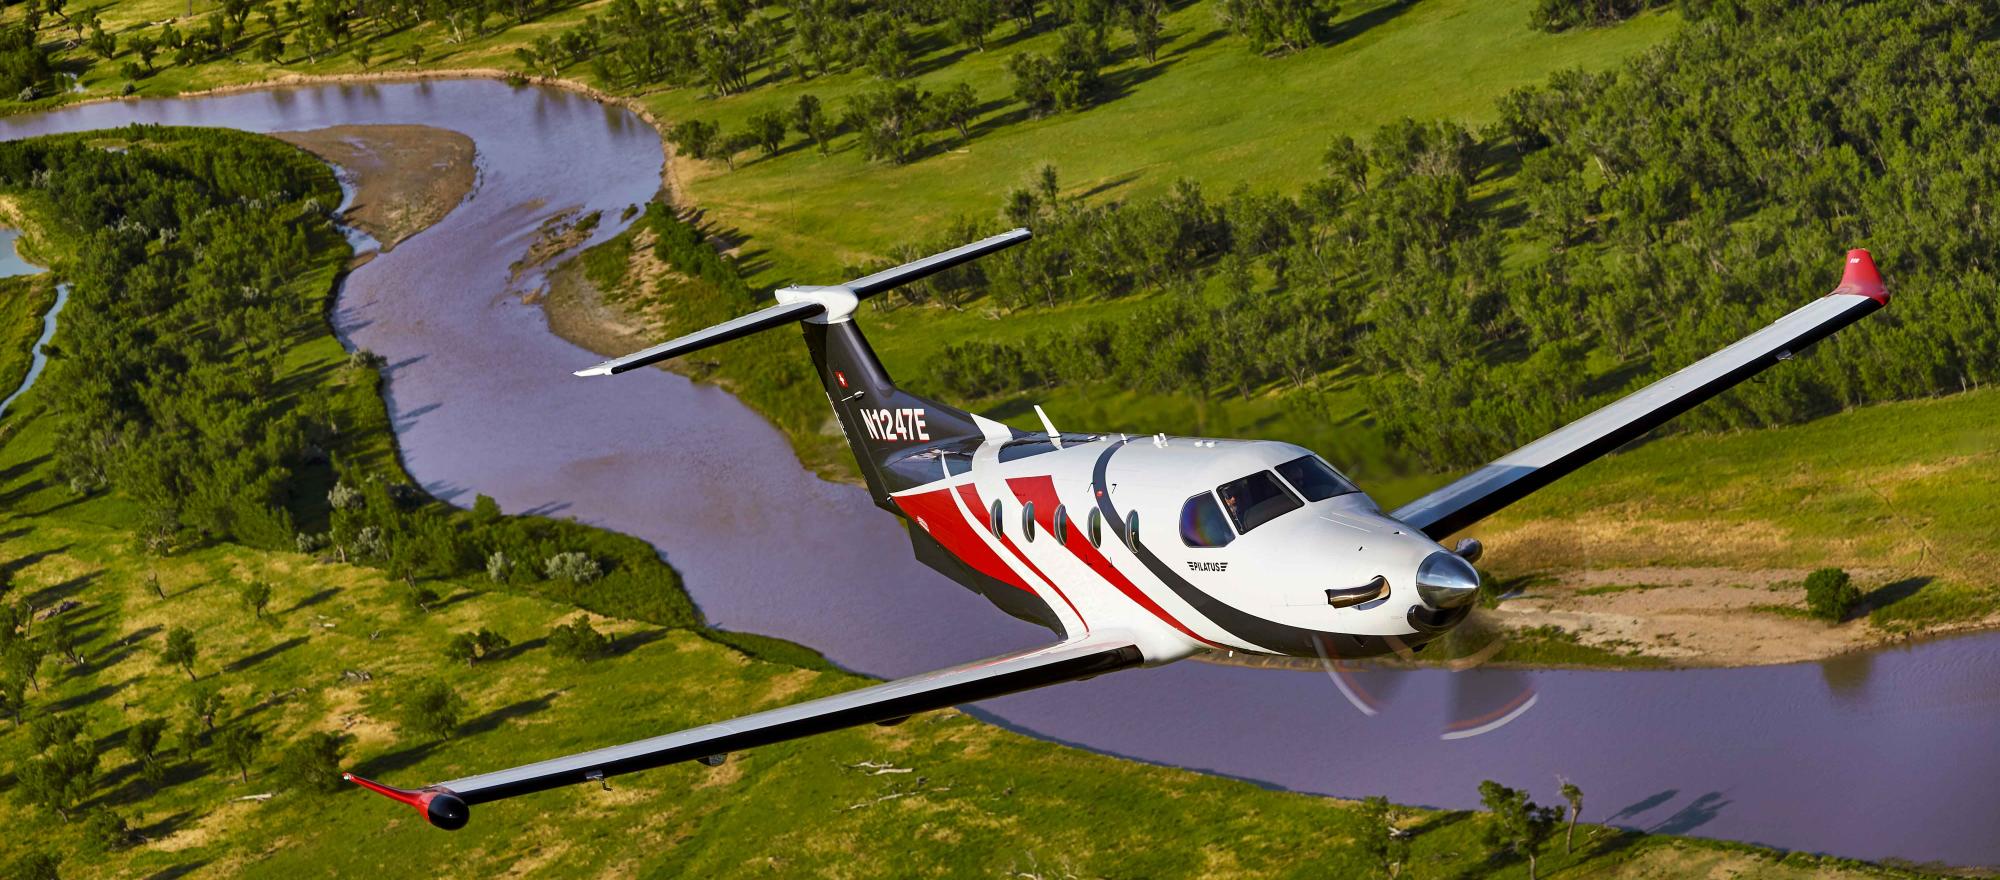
[1836,249,1888,305]
[344,772,471,831]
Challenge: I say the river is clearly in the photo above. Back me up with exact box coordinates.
[3,79,1995,869]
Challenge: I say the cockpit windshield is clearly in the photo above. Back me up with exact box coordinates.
[1274,455,1360,501]
[1215,470,1303,534]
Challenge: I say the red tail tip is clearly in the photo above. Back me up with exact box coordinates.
[1838,248,1888,305]
[344,772,471,831]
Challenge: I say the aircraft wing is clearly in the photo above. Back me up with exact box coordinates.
[1392,249,1890,540]
[345,631,1144,829]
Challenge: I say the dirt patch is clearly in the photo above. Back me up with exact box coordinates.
[273,124,476,251]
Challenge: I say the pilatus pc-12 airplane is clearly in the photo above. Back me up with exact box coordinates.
[349,230,1891,829]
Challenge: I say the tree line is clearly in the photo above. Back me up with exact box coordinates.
[875,0,2000,469]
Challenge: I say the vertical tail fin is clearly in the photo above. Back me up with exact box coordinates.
[573,228,1033,504]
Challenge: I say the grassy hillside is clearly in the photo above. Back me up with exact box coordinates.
[1479,386,2000,632]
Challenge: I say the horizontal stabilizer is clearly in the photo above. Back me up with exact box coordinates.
[573,300,825,377]
[573,228,1031,378]
[844,228,1031,296]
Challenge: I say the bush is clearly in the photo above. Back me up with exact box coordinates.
[277,731,350,794]
[83,809,131,852]
[401,679,464,741]
[548,619,611,661]
[544,552,602,584]
[1804,568,1858,622]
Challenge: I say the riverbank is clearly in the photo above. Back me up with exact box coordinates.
[272,124,477,252]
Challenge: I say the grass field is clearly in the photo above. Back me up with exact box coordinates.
[0,273,53,406]
[1477,386,2000,631]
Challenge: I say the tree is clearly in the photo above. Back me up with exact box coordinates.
[549,619,611,660]
[1559,780,1584,854]
[543,551,601,584]
[216,722,264,783]
[277,730,350,793]
[86,24,117,60]
[946,0,999,51]
[1358,795,1410,878]
[1218,0,1335,55]
[403,43,426,66]
[129,34,158,71]
[130,717,170,789]
[444,628,511,665]
[240,580,273,620]
[748,109,789,156]
[401,679,464,740]
[717,130,758,170]
[186,683,225,735]
[1478,780,1562,880]
[83,809,131,852]
[1124,0,1167,62]
[5,851,59,880]
[348,37,369,68]
[844,84,931,164]
[20,714,97,821]
[793,93,833,153]
[162,626,198,680]
[668,119,720,161]
[932,82,979,140]
[1804,568,1857,622]
[471,493,501,522]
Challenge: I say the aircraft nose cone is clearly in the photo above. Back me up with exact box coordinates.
[1415,551,1481,609]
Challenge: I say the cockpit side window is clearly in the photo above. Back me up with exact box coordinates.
[1274,454,1359,502]
[1216,470,1303,534]
[1178,492,1236,548]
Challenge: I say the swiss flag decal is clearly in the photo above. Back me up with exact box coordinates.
[835,371,848,388]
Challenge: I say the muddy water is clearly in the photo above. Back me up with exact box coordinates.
[5,80,1997,868]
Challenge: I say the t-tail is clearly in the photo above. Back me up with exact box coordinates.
[574,228,1031,508]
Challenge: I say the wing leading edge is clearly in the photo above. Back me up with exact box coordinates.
[1393,249,1890,540]
[346,632,1144,829]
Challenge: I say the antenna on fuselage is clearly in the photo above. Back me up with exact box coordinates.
[1034,405,1063,449]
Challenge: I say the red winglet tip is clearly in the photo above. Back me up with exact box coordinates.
[344,772,424,808]
[1838,248,1888,305]
[345,772,472,830]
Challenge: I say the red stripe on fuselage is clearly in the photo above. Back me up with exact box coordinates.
[956,483,1086,629]
[893,488,1036,594]
[1005,475,1224,648]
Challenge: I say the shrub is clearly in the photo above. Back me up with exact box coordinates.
[277,731,351,794]
[544,552,601,584]
[401,679,464,740]
[485,550,511,583]
[1804,567,1858,622]
[548,620,611,661]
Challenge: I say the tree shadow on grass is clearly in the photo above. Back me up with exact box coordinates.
[1327,0,1421,46]
[289,587,341,613]
[1851,576,1932,620]
[610,628,670,657]
[52,675,138,714]
[141,861,210,880]
[488,636,547,662]
[0,452,49,485]
[349,693,562,779]
[28,569,101,607]
[224,636,308,674]
[1,543,71,580]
